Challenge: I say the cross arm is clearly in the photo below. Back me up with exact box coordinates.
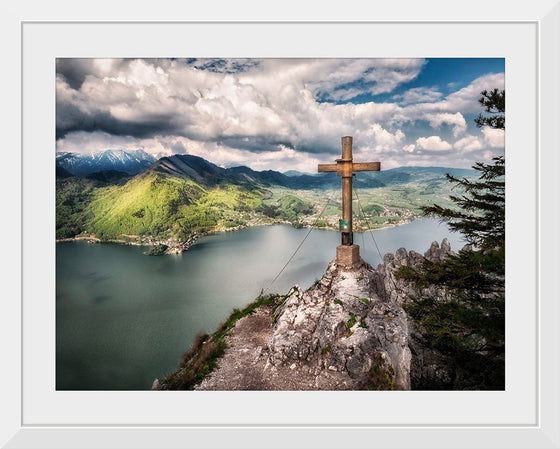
[352,162,381,172]
[317,163,338,172]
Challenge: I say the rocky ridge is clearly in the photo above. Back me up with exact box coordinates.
[155,239,455,390]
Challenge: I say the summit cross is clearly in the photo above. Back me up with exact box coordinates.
[317,136,381,267]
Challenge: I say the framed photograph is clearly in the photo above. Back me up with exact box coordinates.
[3,1,559,447]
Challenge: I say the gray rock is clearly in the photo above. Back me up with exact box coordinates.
[164,239,458,391]
[267,239,455,390]
[268,259,412,390]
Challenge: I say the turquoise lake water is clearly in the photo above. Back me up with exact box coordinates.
[56,219,465,390]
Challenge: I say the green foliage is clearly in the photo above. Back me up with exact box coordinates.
[157,331,227,391]
[346,313,356,329]
[57,157,478,243]
[257,194,314,225]
[321,344,332,355]
[257,204,282,218]
[346,313,356,337]
[397,89,505,390]
[159,293,284,390]
[422,157,505,250]
[359,297,370,305]
[361,203,384,216]
[57,170,265,241]
[365,353,396,390]
[334,299,343,306]
[145,244,167,256]
[87,172,205,239]
[55,177,97,238]
[276,194,314,218]
[474,89,505,130]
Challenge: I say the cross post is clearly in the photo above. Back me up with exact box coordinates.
[318,136,381,267]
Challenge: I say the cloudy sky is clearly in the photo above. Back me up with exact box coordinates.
[56,58,504,172]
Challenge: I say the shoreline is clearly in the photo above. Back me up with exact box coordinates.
[55,216,420,253]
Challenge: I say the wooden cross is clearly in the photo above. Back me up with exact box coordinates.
[318,136,380,266]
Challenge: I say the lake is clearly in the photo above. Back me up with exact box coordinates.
[56,219,465,390]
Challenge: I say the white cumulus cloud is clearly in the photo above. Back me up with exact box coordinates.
[416,136,452,151]
[56,58,505,170]
[402,144,416,153]
[453,135,484,152]
[393,86,442,105]
[426,112,467,137]
[482,126,505,147]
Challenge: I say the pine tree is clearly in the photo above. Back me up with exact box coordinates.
[398,90,505,390]
[474,88,505,130]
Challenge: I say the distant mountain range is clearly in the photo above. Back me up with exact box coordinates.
[56,150,478,243]
[56,149,477,188]
[56,149,156,176]
[136,153,478,190]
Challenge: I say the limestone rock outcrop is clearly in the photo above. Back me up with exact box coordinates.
[267,238,455,390]
[269,259,412,389]
[159,239,458,390]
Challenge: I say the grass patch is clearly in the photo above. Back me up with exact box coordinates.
[321,344,332,355]
[346,313,356,337]
[359,297,370,305]
[156,293,283,390]
[365,353,397,390]
[334,299,343,306]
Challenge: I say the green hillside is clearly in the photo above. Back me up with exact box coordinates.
[83,172,267,240]
[56,177,99,239]
[87,172,205,239]
[56,170,314,242]
[56,159,474,245]
[256,194,314,225]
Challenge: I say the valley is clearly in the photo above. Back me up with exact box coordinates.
[56,152,475,251]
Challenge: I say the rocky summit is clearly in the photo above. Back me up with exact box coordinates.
[154,239,455,391]
[267,259,412,389]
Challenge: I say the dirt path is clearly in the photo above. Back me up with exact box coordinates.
[195,305,352,391]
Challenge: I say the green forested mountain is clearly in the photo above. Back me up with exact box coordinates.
[57,169,266,240]
[56,154,476,243]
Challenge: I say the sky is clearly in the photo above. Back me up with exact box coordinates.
[56,58,505,172]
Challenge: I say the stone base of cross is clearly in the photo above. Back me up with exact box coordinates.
[318,136,381,268]
[336,244,361,268]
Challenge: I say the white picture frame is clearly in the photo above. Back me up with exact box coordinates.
[3,0,559,447]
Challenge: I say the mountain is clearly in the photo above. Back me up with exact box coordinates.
[55,163,73,178]
[56,152,478,243]
[85,170,131,183]
[350,166,478,186]
[147,154,344,189]
[283,170,307,177]
[154,239,455,391]
[226,164,385,189]
[151,154,231,185]
[56,150,476,189]
[56,149,156,176]
[226,163,476,190]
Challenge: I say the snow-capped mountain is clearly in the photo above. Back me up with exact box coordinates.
[56,149,157,176]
